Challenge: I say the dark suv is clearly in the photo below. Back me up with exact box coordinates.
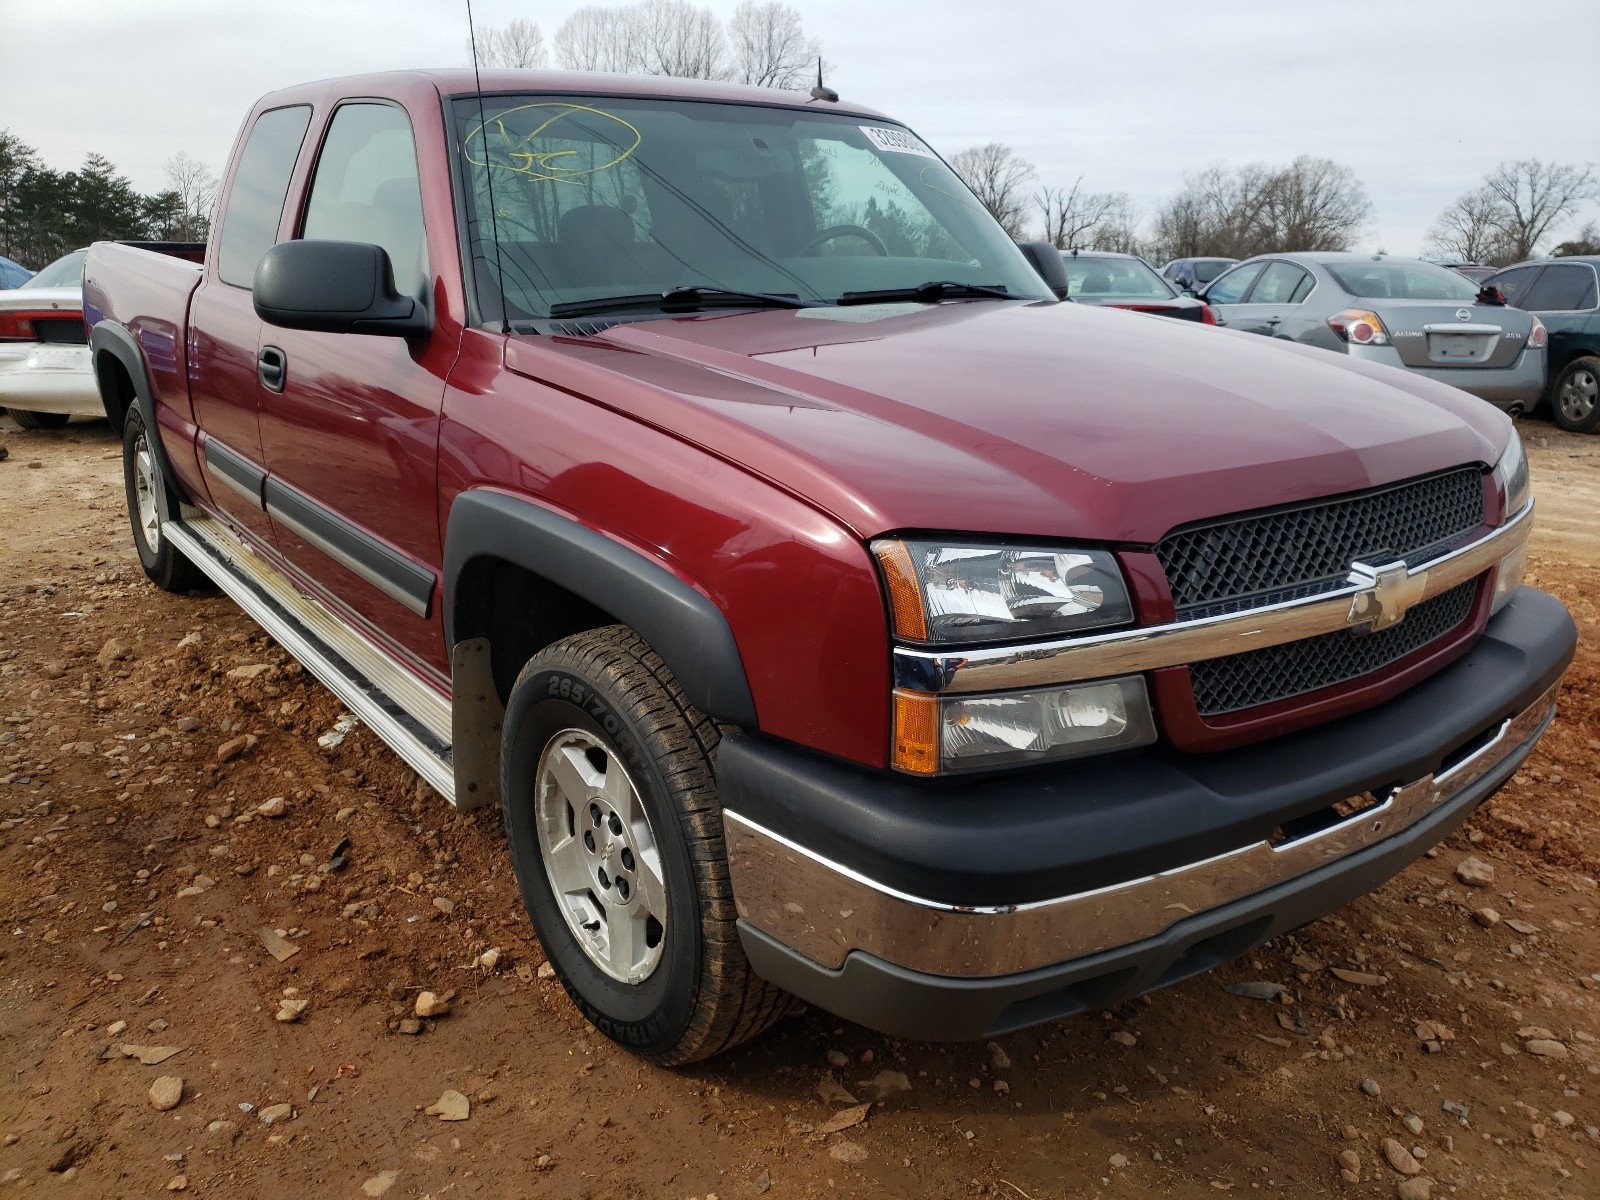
[1486,257,1600,432]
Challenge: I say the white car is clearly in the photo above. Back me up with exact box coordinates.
[0,248,98,428]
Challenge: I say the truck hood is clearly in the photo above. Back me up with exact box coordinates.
[507,299,1510,543]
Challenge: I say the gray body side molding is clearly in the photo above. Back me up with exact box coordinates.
[443,489,758,729]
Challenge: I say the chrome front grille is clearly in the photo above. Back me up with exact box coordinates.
[1157,468,1484,618]
[1189,579,1478,716]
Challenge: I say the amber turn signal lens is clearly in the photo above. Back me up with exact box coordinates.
[892,689,939,775]
[873,540,929,641]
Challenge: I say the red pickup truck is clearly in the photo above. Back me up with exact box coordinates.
[84,70,1574,1064]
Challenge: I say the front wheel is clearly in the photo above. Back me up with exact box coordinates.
[6,407,71,430]
[501,626,792,1064]
[1551,356,1600,434]
[122,408,207,592]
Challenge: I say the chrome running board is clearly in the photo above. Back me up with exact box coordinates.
[164,508,457,804]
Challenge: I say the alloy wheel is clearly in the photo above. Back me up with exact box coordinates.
[534,728,667,984]
[1558,367,1598,427]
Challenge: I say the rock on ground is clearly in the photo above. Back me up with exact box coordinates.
[148,1076,183,1111]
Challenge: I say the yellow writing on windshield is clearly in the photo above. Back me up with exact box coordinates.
[465,104,643,184]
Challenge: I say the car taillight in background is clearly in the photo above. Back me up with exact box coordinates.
[0,309,82,342]
[1327,308,1390,346]
[1529,316,1547,349]
[1200,304,1218,326]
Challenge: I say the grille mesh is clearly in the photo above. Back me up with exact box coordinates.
[1157,469,1484,615]
[1189,580,1477,716]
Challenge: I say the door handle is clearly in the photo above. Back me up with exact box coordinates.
[258,346,287,393]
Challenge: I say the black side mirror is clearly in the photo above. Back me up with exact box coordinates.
[253,240,429,338]
[1015,241,1071,300]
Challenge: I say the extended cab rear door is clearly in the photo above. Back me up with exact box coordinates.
[189,104,313,548]
[254,97,456,678]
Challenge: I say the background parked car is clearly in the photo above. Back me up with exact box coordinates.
[1199,252,1546,415]
[1484,256,1600,432]
[0,256,32,289]
[1441,261,1498,282]
[0,247,95,429]
[1160,256,1237,292]
[1061,250,1214,322]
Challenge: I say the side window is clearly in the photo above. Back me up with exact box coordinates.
[216,105,313,288]
[1251,262,1311,305]
[1487,265,1541,308]
[1205,261,1265,305]
[1520,264,1598,312]
[1288,272,1316,304]
[301,103,429,299]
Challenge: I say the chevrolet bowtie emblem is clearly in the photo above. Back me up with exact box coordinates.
[1346,560,1427,632]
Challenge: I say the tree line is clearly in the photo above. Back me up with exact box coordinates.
[470,1,822,88]
[0,130,216,270]
[949,141,1598,264]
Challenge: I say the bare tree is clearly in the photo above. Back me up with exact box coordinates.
[555,6,646,72]
[1150,158,1368,260]
[1479,159,1596,261]
[555,1,730,79]
[1257,156,1371,252]
[1425,185,1510,263]
[162,151,217,241]
[948,143,1036,240]
[1035,178,1129,250]
[635,0,728,79]
[727,1,818,88]
[469,18,548,69]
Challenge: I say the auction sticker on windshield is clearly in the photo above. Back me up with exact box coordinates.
[861,126,938,159]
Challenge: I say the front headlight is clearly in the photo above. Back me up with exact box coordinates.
[1493,430,1530,519]
[872,539,1134,644]
[1491,431,1532,615]
[893,677,1158,774]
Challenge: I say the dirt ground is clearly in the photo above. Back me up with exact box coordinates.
[1,413,1596,1200]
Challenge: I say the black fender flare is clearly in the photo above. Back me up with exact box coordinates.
[90,321,181,522]
[442,489,758,728]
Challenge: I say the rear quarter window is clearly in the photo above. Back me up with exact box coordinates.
[217,105,313,288]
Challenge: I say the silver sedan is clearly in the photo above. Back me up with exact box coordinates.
[1200,252,1547,415]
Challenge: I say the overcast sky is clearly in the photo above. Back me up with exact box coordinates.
[3,0,1597,256]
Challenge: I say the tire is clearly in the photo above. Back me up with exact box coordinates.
[1550,356,1600,434]
[122,408,207,592]
[7,407,71,430]
[501,625,792,1064]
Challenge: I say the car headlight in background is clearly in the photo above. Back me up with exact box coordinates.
[892,677,1158,774]
[1491,430,1532,615]
[872,539,1134,644]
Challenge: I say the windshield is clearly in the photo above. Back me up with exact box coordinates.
[451,95,1051,321]
[1326,261,1479,301]
[22,248,87,290]
[1063,256,1174,300]
[1192,259,1233,284]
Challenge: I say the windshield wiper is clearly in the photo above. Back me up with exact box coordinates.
[548,286,820,319]
[836,281,1012,306]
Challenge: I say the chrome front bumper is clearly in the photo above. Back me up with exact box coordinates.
[726,682,1557,980]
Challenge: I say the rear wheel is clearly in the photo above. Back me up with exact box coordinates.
[6,407,70,430]
[1551,356,1600,434]
[123,408,207,592]
[501,625,792,1064]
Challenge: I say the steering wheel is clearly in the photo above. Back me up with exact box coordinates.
[799,224,890,257]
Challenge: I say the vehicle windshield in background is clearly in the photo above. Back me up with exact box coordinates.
[451,96,1052,321]
[1325,261,1479,301]
[1065,257,1174,300]
[1191,259,1231,284]
[22,248,88,289]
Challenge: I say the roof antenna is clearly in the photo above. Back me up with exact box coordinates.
[810,58,838,103]
[466,0,511,334]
